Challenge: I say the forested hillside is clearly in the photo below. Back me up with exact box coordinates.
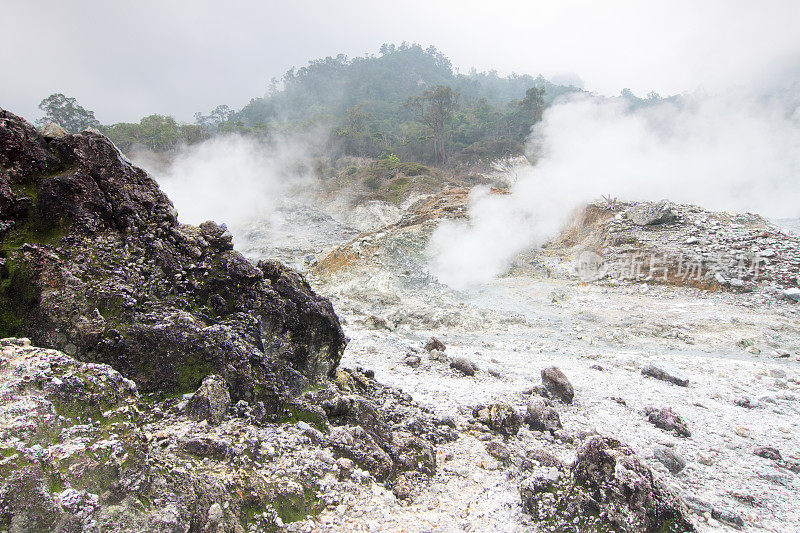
[34,43,683,169]
[36,44,587,165]
[230,43,581,163]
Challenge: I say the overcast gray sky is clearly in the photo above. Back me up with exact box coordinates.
[3,0,799,124]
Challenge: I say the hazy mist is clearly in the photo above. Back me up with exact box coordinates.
[3,0,800,123]
[135,135,317,241]
[428,90,800,287]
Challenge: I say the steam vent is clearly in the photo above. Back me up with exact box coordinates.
[3,7,800,530]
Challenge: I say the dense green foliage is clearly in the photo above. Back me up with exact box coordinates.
[101,115,209,152]
[36,93,100,133]
[36,44,594,164]
[233,43,582,164]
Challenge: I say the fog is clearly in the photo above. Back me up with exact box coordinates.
[134,135,317,241]
[3,1,800,122]
[427,91,800,288]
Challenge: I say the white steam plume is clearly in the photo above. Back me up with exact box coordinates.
[428,91,800,288]
[136,135,316,242]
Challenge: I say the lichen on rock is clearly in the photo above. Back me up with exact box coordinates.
[0,108,347,409]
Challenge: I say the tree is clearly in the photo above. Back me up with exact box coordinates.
[511,86,546,138]
[344,105,368,135]
[138,114,180,150]
[405,85,459,164]
[36,93,100,133]
[520,87,545,122]
[194,104,233,129]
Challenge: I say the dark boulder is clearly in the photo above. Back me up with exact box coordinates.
[642,361,689,387]
[186,374,231,425]
[424,337,446,352]
[0,109,346,410]
[524,397,562,433]
[450,356,477,376]
[753,446,782,461]
[541,366,574,404]
[645,407,691,438]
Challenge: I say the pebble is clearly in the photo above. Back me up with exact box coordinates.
[697,452,715,466]
[403,354,421,367]
[753,446,782,460]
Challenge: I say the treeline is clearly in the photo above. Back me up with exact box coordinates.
[232,43,582,164]
[34,44,677,165]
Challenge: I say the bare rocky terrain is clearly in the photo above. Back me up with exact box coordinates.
[2,110,798,532]
[304,190,800,532]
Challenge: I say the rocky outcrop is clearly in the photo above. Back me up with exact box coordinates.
[569,436,694,531]
[0,340,445,531]
[626,200,677,226]
[520,435,695,532]
[0,109,346,411]
[551,199,800,292]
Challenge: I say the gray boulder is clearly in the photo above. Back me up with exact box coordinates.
[642,361,689,387]
[626,200,677,226]
[41,122,67,139]
[645,407,691,438]
[473,403,522,437]
[450,356,477,376]
[782,288,800,302]
[541,366,574,404]
[186,374,231,425]
[524,398,562,433]
[653,445,687,474]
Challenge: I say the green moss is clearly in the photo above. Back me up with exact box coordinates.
[0,260,39,338]
[240,499,267,528]
[2,168,73,257]
[47,475,66,494]
[300,383,323,395]
[276,405,327,432]
[656,516,686,533]
[0,220,65,256]
[139,391,184,405]
[396,162,428,176]
[274,486,322,524]
[175,355,214,394]
[10,181,40,202]
[386,177,411,204]
[0,453,31,481]
[0,447,18,458]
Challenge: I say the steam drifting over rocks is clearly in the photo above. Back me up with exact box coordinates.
[3,106,800,531]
